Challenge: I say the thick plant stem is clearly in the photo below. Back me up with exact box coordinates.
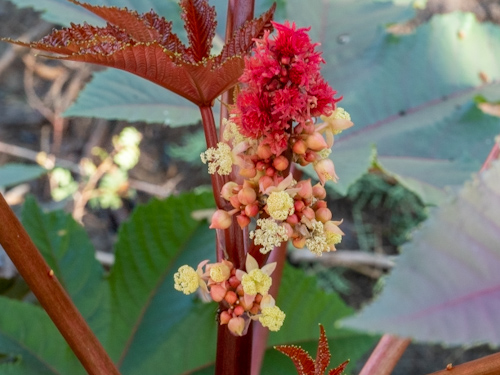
[0,193,119,375]
[213,2,255,374]
[427,351,500,375]
[200,105,228,209]
[359,334,411,375]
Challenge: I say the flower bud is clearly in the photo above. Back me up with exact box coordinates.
[259,175,274,193]
[312,183,326,199]
[305,132,328,151]
[265,167,275,177]
[314,159,338,185]
[245,202,259,217]
[295,179,312,199]
[257,144,273,159]
[294,200,305,213]
[250,303,260,315]
[229,275,240,289]
[221,182,238,200]
[210,209,232,229]
[230,195,241,209]
[237,214,251,229]
[233,305,245,316]
[292,236,306,248]
[210,284,227,302]
[273,155,289,171]
[315,207,332,223]
[220,310,232,325]
[302,207,315,221]
[240,167,257,178]
[292,139,307,155]
[286,214,299,225]
[225,291,238,305]
[304,151,316,163]
[228,316,246,336]
[238,187,257,205]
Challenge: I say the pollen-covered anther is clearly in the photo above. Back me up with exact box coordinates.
[174,265,200,295]
[200,142,233,175]
[305,220,330,256]
[241,269,272,296]
[266,191,295,221]
[210,261,232,282]
[250,218,289,254]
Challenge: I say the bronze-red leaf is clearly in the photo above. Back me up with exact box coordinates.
[275,344,315,375]
[315,325,332,375]
[180,0,216,62]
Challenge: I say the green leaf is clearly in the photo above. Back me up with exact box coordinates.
[0,297,84,374]
[322,12,500,198]
[64,69,205,126]
[21,196,110,340]
[341,160,500,346]
[105,192,216,371]
[0,164,46,188]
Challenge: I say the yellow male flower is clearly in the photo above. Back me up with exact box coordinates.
[258,295,285,331]
[173,260,209,295]
[250,218,289,254]
[266,191,295,221]
[200,142,233,175]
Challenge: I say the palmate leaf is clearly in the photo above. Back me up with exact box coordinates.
[275,325,349,375]
[0,297,84,375]
[20,196,110,340]
[341,160,500,346]
[4,0,275,107]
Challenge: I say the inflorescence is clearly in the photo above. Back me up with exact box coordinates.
[175,21,353,336]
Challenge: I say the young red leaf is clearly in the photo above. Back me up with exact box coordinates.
[2,0,275,107]
[275,324,349,375]
[274,344,315,375]
[314,325,331,375]
[328,360,349,375]
[180,0,217,62]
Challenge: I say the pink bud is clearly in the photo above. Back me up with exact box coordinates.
[286,214,299,225]
[273,155,289,171]
[294,200,305,213]
[220,310,232,325]
[265,167,275,177]
[257,144,273,159]
[314,159,338,185]
[315,200,327,209]
[229,276,240,289]
[228,316,246,336]
[293,236,306,248]
[237,214,251,229]
[245,203,259,217]
[304,151,316,163]
[240,167,257,178]
[302,207,315,221]
[249,303,260,315]
[210,210,232,229]
[221,182,238,201]
[233,305,245,316]
[312,183,327,199]
[292,139,307,155]
[238,187,257,205]
[315,207,332,223]
[225,291,238,305]
[306,132,328,151]
[259,176,274,193]
[295,179,313,199]
[210,284,227,302]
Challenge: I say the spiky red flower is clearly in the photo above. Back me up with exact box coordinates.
[232,21,340,155]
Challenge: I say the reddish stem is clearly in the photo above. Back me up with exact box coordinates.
[427,351,500,375]
[213,2,256,374]
[0,193,119,375]
[359,334,411,375]
[200,105,228,209]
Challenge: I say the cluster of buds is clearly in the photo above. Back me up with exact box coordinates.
[175,21,353,335]
[174,254,285,336]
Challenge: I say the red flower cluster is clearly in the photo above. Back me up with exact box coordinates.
[232,21,340,154]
